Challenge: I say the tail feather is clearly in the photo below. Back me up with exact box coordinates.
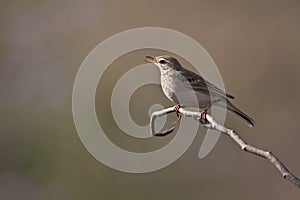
[217,100,255,127]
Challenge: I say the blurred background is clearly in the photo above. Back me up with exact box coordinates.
[1,0,300,199]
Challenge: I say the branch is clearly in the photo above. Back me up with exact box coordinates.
[150,106,300,188]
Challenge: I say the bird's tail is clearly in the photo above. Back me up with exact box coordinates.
[216,100,255,127]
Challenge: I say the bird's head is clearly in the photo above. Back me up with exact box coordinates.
[145,55,182,71]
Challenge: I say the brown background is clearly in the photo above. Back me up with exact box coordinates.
[1,0,300,199]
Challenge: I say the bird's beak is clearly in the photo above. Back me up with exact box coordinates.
[145,55,156,63]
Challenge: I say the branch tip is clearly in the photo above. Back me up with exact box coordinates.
[149,106,300,189]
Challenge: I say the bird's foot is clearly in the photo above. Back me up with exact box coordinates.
[199,111,209,125]
[174,104,182,119]
[171,104,182,124]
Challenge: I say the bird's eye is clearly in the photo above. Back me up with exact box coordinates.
[159,59,167,64]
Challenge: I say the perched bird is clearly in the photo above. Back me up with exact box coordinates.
[145,55,255,127]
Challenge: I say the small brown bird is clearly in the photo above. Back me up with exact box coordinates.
[145,55,255,127]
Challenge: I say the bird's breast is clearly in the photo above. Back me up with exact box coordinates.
[160,71,210,107]
[160,73,178,103]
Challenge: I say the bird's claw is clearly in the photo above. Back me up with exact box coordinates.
[170,105,182,125]
[174,104,182,119]
[198,111,209,125]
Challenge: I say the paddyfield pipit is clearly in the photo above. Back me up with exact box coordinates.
[145,55,255,127]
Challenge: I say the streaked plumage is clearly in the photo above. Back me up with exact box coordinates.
[145,55,255,127]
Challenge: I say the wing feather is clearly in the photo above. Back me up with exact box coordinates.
[179,68,234,99]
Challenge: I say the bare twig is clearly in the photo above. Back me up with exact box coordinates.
[150,106,300,188]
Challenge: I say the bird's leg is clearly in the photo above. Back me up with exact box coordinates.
[198,111,209,125]
[171,104,182,124]
[199,104,211,125]
[174,104,182,118]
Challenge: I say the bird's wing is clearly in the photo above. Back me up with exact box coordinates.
[179,68,234,99]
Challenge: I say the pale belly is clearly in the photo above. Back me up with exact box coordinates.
[161,74,212,108]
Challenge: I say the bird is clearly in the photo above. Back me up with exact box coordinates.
[145,55,255,127]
